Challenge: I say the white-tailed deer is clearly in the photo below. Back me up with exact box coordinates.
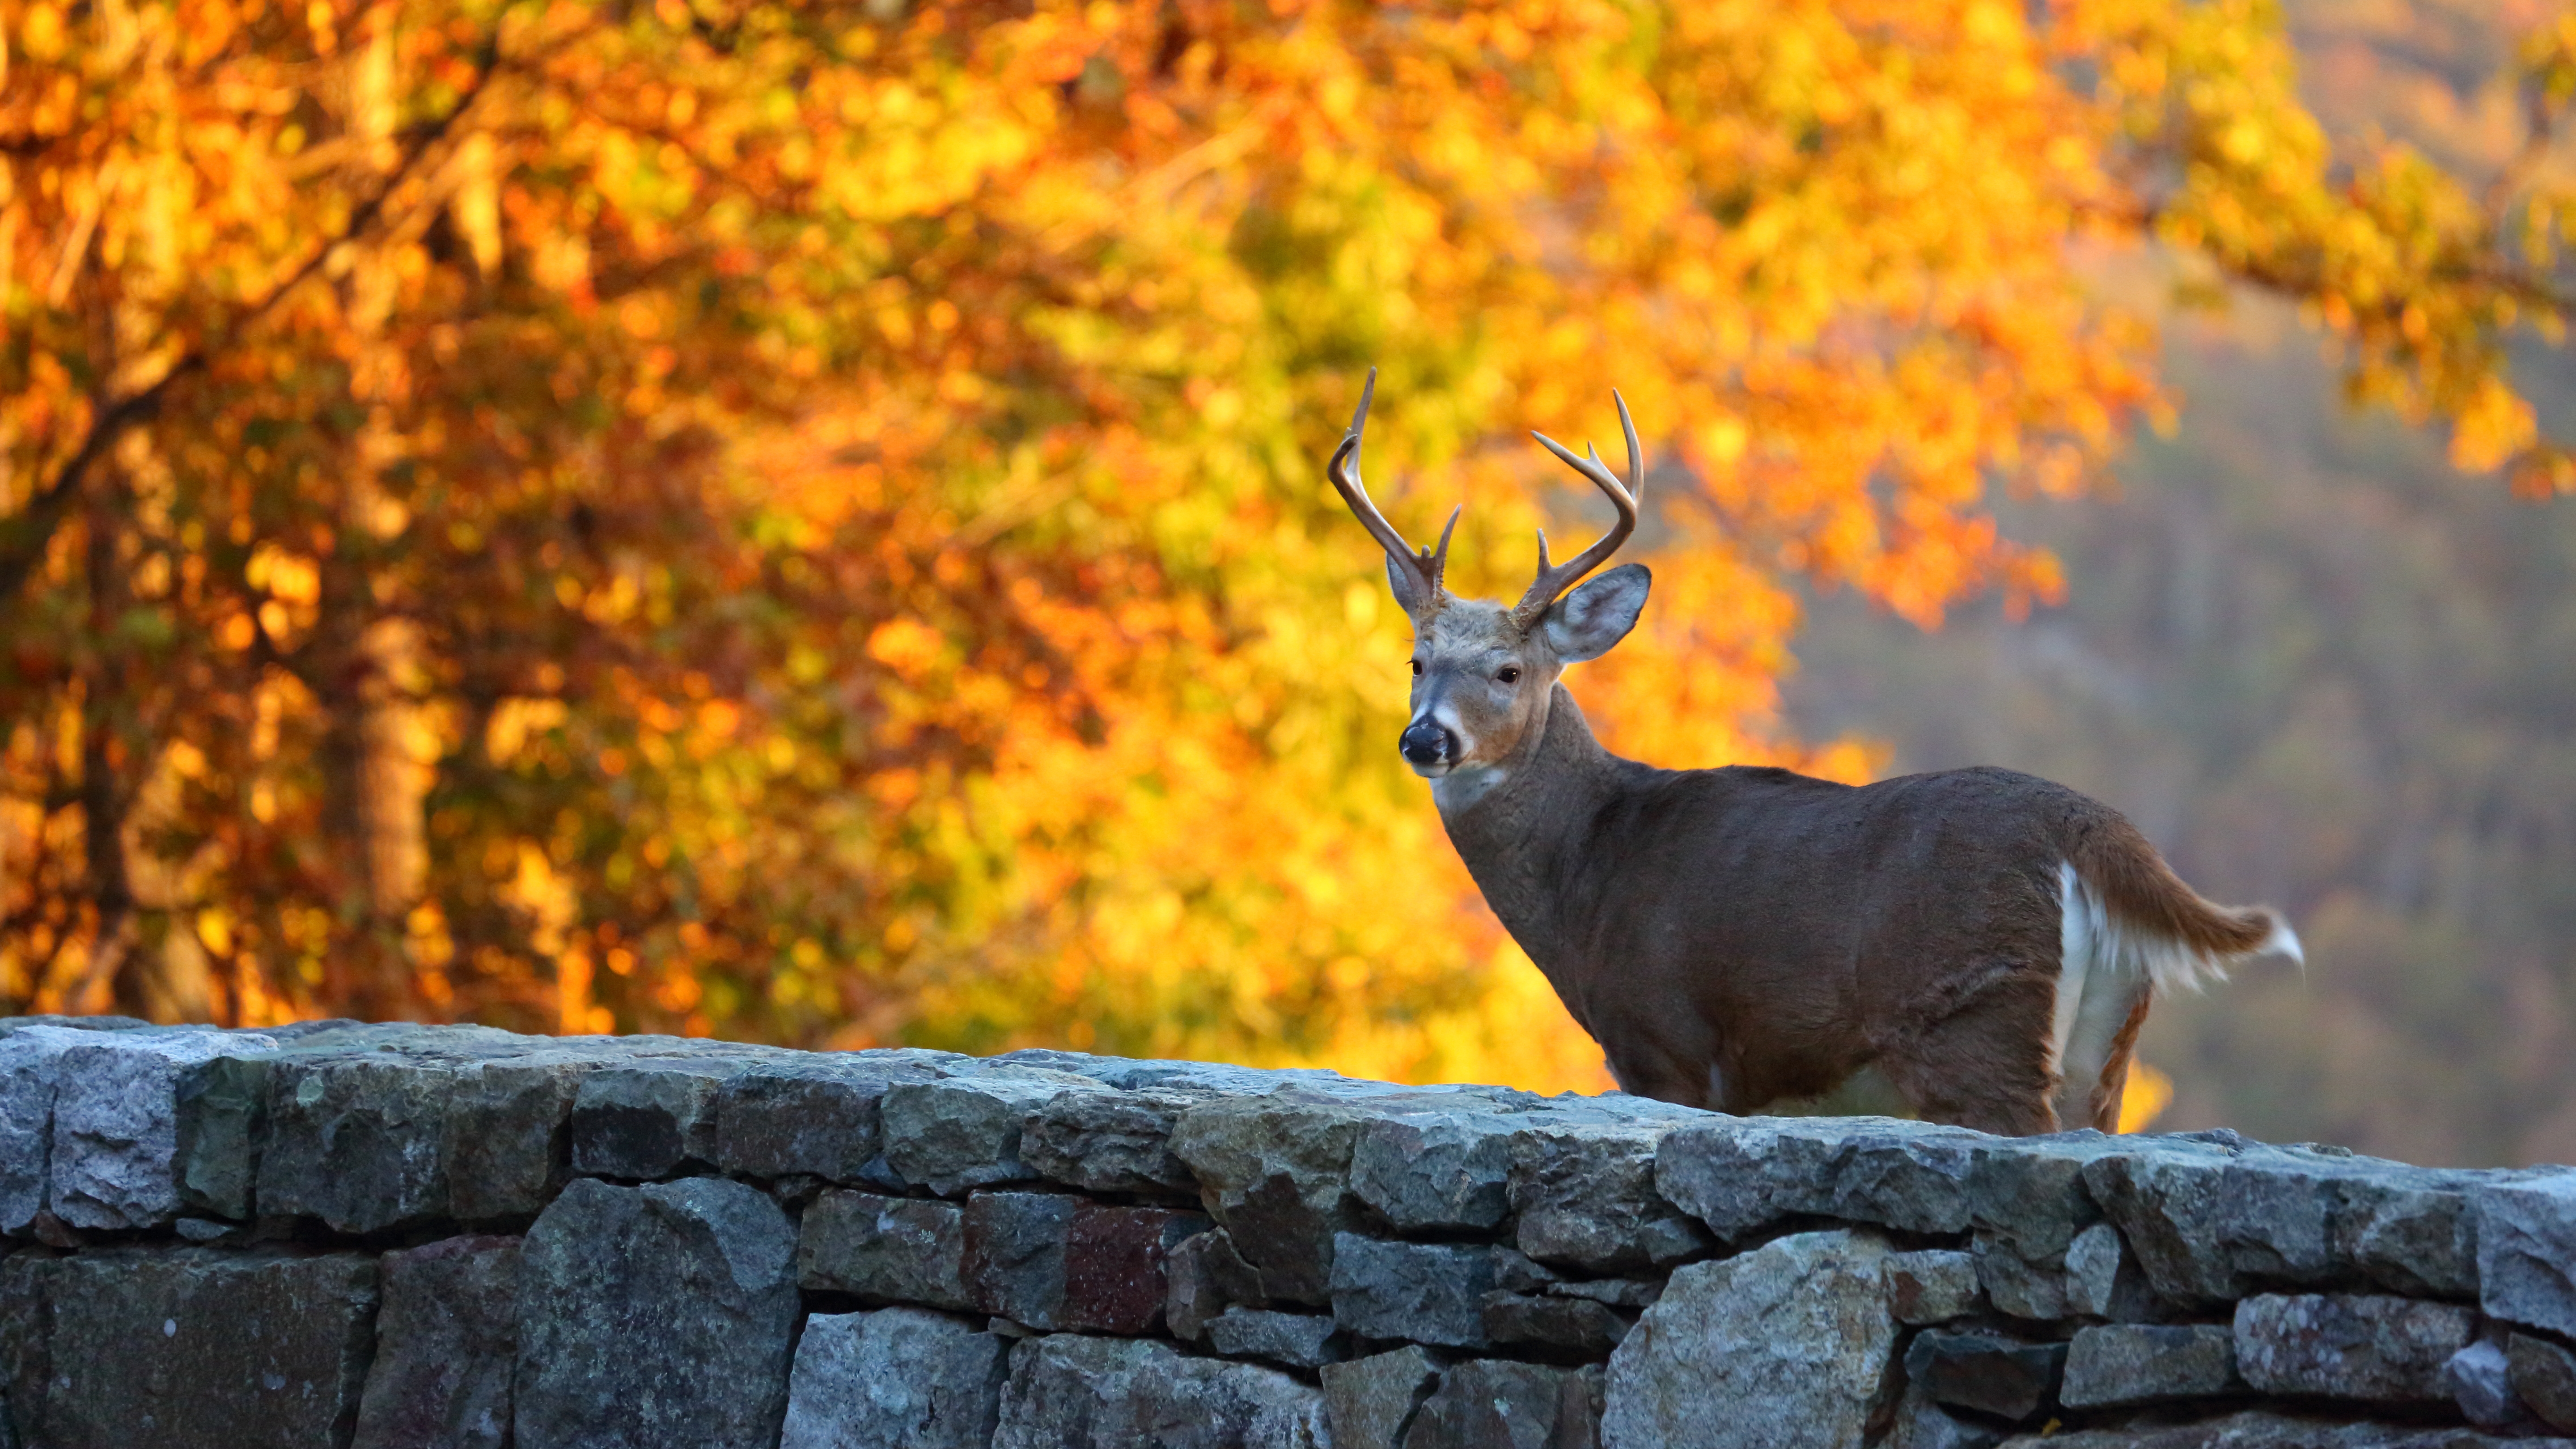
[1328,371,2300,1134]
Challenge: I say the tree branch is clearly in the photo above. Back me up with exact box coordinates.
[0,42,505,614]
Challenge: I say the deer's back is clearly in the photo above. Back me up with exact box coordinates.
[1561,763,2111,1097]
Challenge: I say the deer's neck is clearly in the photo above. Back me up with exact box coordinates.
[1432,684,1634,974]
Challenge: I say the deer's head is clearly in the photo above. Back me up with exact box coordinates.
[1328,370,1651,785]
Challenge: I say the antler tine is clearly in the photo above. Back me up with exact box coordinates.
[1326,367,1449,607]
[1513,390,1644,628]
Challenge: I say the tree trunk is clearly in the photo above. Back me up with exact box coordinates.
[72,504,135,1016]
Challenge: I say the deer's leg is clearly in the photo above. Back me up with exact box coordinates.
[1881,967,2061,1136]
[2080,990,2155,1132]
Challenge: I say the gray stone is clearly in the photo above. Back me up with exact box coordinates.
[2063,1220,2147,1319]
[1510,1124,1709,1272]
[798,1189,971,1310]
[779,1307,1008,1449]
[1405,1360,1599,1449]
[2002,1409,2576,1447]
[2061,1322,2241,1408]
[2512,1332,2576,1433]
[0,1026,89,1233]
[1022,1086,1201,1195]
[1961,1133,2125,1265]
[1323,1346,1443,1449]
[1064,1202,1208,1334]
[1887,1248,1982,1325]
[1209,1306,1345,1368]
[2479,1173,2576,1339]
[991,1333,1328,1448]
[172,1051,269,1220]
[353,1235,519,1449]
[883,1075,1097,1196]
[1546,1277,1660,1309]
[2087,1139,2492,1306]
[5,1246,377,1449]
[1170,1093,1375,1304]
[514,1177,798,1449]
[259,1054,458,1233]
[963,1191,1078,1329]
[49,1030,269,1230]
[1903,1331,2065,1424]
[1601,1229,1897,1449]
[1330,1235,1498,1349]
[2448,1339,2545,1435]
[1483,1292,1631,1356]
[441,1053,601,1221]
[2233,1292,2477,1404]
[1654,1115,1980,1242]
[718,1058,941,1184]
[568,1059,744,1179]
[1168,1226,1268,1342]
[1885,1385,2004,1449]
[1351,1111,1519,1232]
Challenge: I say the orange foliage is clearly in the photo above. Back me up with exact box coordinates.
[2,0,2568,1090]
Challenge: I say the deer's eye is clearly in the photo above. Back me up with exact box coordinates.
[1410,660,1423,677]
[1497,666,1521,684]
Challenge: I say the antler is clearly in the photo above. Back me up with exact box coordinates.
[1511,391,1644,630]
[1328,368,1457,614]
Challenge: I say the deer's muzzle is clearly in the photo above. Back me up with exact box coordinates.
[1400,719,1456,772]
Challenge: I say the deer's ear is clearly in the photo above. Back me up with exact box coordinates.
[1385,554,1434,616]
[1542,563,1649,662]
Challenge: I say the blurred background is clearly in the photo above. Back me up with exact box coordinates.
[3,0,2572,1164]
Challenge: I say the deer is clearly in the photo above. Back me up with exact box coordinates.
[1326,370,2301,1135]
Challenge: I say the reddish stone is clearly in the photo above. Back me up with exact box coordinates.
[1063,1203,1210,1334]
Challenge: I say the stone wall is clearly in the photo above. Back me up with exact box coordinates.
[4,1016,2576,1449]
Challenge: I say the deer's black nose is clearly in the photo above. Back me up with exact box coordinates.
[1400,720,1453,766]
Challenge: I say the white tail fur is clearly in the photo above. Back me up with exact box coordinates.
[2050,859,2304,1092]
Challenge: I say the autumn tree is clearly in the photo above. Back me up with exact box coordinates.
[3,0,2572,1088]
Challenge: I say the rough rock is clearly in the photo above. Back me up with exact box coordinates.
[1167,1226,1268,1342]
[778,1307,1008,1449]
[1350,1110,1520,1233]
[883,1074,1104,1196]
[2060,1322,2242,1408]
[2446,1339,2545,1435]
[716,1058,930,1184]
[352,1235,520,1449]
[2087,1139,2491,1305]
[0,1028,85,1233]
[1022,1087,1202,1196]
[1323,1346,1444,1449]
[1483,1292,1631,1356]
[1063,1203,1207,1334]
[1170,1093,1375,1304]
[1405,1359,1600,1449]
[1885,1385,2004,1449]
[1509,1124,1710,1272]
[2063,1220,2149,1320]
[1903,1331,2066,1424]
[2001,1410,2576,1447]
[2510,1333,2576,1433]
[1601,1229,1897,1449]
[568,1059,746,1180]
[2233,1292,2477,1404]
[48,1030,263,1231]
[1887,1248,1983,1324]
[5,1246,377,1449]
[438,1052,603,1221]
[1208,1306,1346,1368]
[1544,1276,1660,1309]
[259,1054,459,1233]
[1656,1116,1980,1242]
[798,1189,971,1310]
[990,1333,1329,1448]
[514,1177,799,1449]
[2478,1173,2576,1339]
[171,1051,268,1221]
[1330,1234,1499,1350]
[963,1191,1079,1329]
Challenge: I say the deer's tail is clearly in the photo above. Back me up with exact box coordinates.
[2064,818,2301,997]
[2048,817,2300,1130]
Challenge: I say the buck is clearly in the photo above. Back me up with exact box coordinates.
[1329,371,2300,1135]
